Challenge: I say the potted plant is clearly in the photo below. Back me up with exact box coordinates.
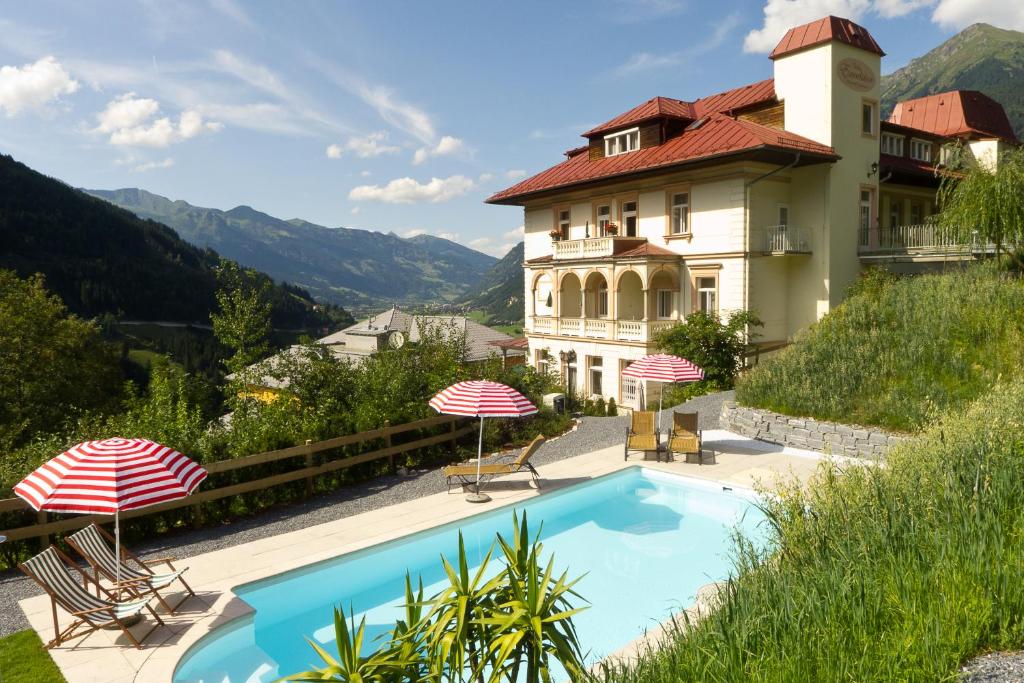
[549,229,562,241]
[604,222,619,236]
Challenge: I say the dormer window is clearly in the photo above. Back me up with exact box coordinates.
[910,139,932,163]
[881,133,903,156]
[604,127,640,157]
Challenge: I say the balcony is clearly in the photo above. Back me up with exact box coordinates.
[552,236,648,261]
[762,225,811,255]
[527,316,676,343]
[858,224,995,259]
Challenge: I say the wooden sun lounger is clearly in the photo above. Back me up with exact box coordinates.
[625,410,659,460]
[668,411,703,462]
[67,523,195,614]
[444,434,546,492]
[19,546,164,650]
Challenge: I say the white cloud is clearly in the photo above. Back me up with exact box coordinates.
[744,0,871,53]
[0,56,79,117]
[468,228,523,256]
[615,13,741,75]
[503,225,525,242]
[195,102,309,136]
[874,0,934,17]
[436,231,458,241]
[208,0,258,30]
[349,175,475,204]
[505,169,527,180]
[402,228,427,238]
[350,206,361,215]
[413,135,466,164]
[95,93,222,147]
[326,131,400,159]
[478,172,495,182]
[355,82,435,144]
[931,0,1024,30]
[360,170,372,177]
[131,157,174,172]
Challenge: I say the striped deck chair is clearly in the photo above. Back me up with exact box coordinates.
[67,524,194,614]
[19,547,164,649]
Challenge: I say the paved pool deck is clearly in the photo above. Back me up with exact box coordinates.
[17,429,849,683]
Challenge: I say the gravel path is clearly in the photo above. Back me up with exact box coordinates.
[0,391,730,638]
[962,652,1024,682]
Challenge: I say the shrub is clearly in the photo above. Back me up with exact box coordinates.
[583,398,595,416]
[606,398,618,416]
[736,264,1024,431]
[654,310,762,390]
[595,397,606,416]
[599,380,1024,682]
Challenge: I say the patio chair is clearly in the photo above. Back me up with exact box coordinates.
[625,410,659,460]
[668,411,703,462]
[19,546,164,650]
[67,523,195,614]
[444,434,546,493]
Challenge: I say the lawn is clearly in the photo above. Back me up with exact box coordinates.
[0,630,65,682]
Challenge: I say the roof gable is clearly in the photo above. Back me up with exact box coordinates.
[770,16,884,60]
[583,96,696,138]
[889,90,1017,142]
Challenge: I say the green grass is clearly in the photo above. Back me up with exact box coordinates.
[0,630,65,682]
[736,264,1024,431]
[600,379,1024,682]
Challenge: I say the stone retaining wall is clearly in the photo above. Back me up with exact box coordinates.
[719,401,905,458]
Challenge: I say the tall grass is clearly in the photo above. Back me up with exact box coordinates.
[599,380,1024,682]
[735,264,1024,431]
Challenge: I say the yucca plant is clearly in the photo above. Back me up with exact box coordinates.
[282,513,589,683]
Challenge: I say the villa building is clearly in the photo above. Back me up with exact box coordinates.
[487,15,1017,410]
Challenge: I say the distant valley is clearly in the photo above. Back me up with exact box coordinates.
[86,188,497,312]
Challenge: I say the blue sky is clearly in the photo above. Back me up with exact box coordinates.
[0,0,1019,256]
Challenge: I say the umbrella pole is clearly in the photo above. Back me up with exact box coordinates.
[466,416,491,504]
[114,510,121,595]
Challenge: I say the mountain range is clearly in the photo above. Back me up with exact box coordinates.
[882,23,1024,138]
[86,188,497,311]
[461,242,525,323]
[0,154,342,330]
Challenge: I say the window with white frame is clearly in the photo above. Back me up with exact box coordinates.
[535,350,549,375]
[910,139,932,162]
[621,200,638,236]
[910,203,922,225]
[596,204,611,236]
[777,204,789,227]
[588,356,603,397]
[604,127,640,157]
[598,282,609,318]
[861,101,877,136]
[939,144,957,166]
[670,192,689,235]
[859,189,873,233]
[557,209,570,240]
[696,276,717,313]
[881,133,904,156]
[657,289,674,319]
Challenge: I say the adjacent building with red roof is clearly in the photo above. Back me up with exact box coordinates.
[486,15,1015,410]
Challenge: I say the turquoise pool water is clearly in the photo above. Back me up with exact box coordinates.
[174,467,768,682]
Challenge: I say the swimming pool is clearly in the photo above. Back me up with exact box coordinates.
[174,467,768,682]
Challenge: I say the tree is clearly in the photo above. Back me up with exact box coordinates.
[210,259,273,376]
[0,270,123,450]
[655,310,763,389]
[937,143,1024,254]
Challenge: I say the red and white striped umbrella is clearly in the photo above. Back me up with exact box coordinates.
[429,380,538,418]
[621,354,704,383]
[14,438,207,586]
[430,381,537,502]
[622,355,704,431]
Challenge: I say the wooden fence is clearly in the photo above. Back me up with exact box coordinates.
[0,414,472,550]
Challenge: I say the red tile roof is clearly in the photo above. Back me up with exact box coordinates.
[770,16,884,60]
[487,113,836,204]
[584,97,697,137]
[888,90,1017,142]
[617,242,679,258]
[693,78,777,117]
